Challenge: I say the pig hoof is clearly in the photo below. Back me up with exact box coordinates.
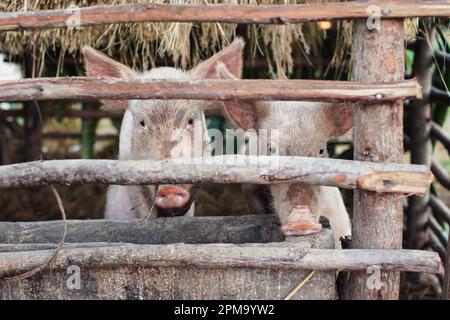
[282,221,322,236]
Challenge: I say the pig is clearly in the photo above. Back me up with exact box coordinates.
[216,44,352,248]
[82,39,245,219]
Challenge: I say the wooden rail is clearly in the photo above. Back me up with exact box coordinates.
[0,156,433,195]
[0,109,121,119]
[0,243,441,277]
[0,77,421,102]
[0,1,449,31]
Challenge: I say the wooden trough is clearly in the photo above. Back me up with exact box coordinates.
[0,215,441,299]
[0,215,337,300]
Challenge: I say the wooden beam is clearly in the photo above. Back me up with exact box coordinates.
[0,109,24,117]
[42,132,117,140]
[431,160,450,189]
[344,17,406,299]
[0,109,121,119]
[431,86,450,104]
[406,25,433,251]
[444,232,450,300]
[0,156,432,194]
[0,243,441,278]
[0,215,284,245]
[0,1,449,31]
[429,195,450,225]
[431,122,450,154]
[0,77,421,102]
[428,215,448,249]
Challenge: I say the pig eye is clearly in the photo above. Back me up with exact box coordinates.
[138,119,146,128]
[319,148,326,157]
[187,118,194,128]
[268,145,277,155]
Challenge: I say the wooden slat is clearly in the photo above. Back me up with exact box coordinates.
[0,243,441,277]
[0,156,433,194]
[0,215,285,245]
[0,77,421,102]
[0,1,449,31]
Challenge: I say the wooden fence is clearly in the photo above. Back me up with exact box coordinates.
[1,0,450,300]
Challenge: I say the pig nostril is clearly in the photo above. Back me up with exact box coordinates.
[155,186,190,209]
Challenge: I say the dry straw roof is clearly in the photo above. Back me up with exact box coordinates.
[0,0,417,78]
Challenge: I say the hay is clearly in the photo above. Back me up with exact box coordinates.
[0,0,355,78]
[0,0,420,78]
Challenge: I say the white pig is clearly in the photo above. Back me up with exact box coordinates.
[216,43,352,248]
[82,39,245,219]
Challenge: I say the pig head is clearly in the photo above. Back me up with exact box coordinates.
[83,39,245,219]
[218,50,352,247]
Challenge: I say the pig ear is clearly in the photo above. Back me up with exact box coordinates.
[82,46,138,113]
[211,49,268,130]
[190,38,245,80]
[324,104,354,137]
[223,100,269,130]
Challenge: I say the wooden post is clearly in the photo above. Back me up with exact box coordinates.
[22,52,42,162]
[406,25,434,250]
[343,16,406,299]
[445,234,450,300]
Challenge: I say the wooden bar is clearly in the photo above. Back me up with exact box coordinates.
[431,160,450,189]
[0,156,432,194]
[406,25,434,251]
[42,132,117,140]
[444,233,450,299]
[0,215,284,245]
[431,86,450,104]
[344,16,406,299]
[0,109,121,119]
[431,122,450,154]
[0,1,449,31]
[429,195,450,224]
[0,77,421,102]
[0,109,24,117]
[428,215,448,249]
[0,244,441,277]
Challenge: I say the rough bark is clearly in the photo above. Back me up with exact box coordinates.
[0,218,336,300]
[0,77,421,102]
[0,156,432,195]
[0,244,441,278]
[0,215,284,245]
[0,2,449,31]
[344,18,406,299]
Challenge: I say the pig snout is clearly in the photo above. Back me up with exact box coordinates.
[281,205,322,236]
[155,185,190,209]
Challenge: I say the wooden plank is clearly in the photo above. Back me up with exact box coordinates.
[0,77,421,102]
[42,132,117,141]
[344,16,406,299]
[0,215,285,245]
[0,1,449,31]
[0,156,433,194]
[0,109,121,119]
[0,243,441,277]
